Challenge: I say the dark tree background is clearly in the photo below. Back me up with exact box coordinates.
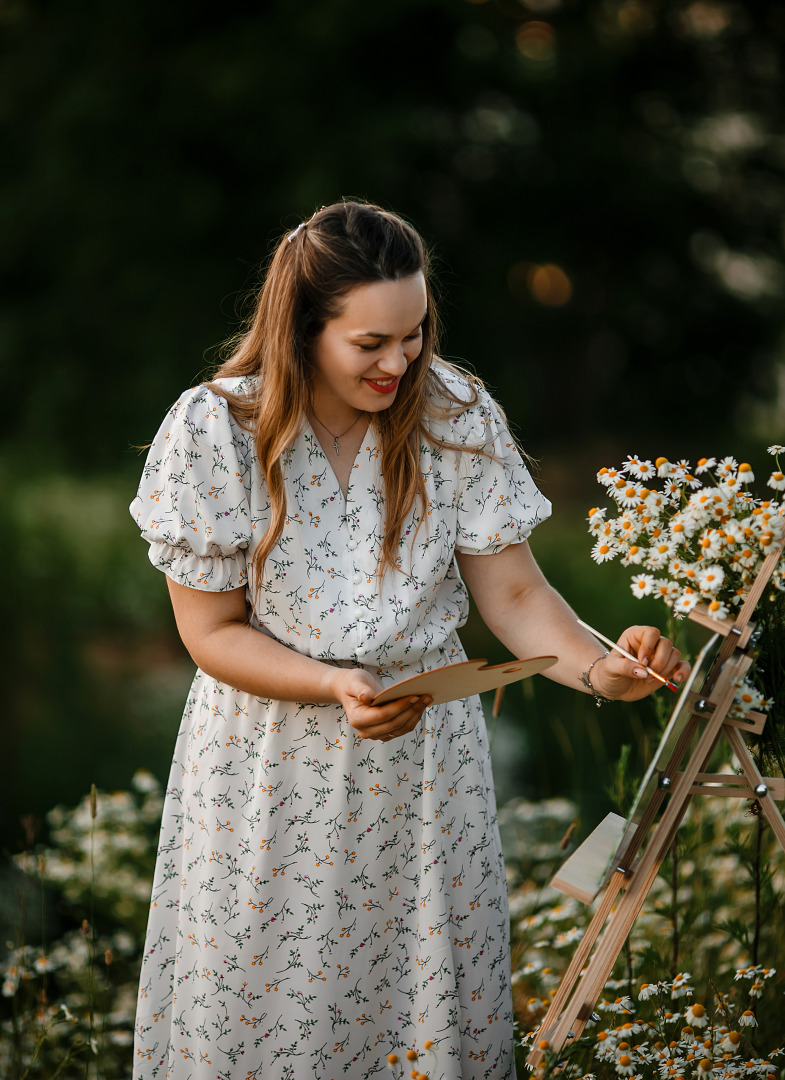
[2,0,785,849]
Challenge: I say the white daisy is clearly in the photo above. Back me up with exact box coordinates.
[606,996,635,1014]
[597,466,622,488]
[766,445,784,456]
[671,972,693,998]
[615,1053,636,1076]
[719,475,742,495]
[698,565,724,593]
[621,544,646,566]
[615,482,644,508]
[668,516,692,542]
[735,681,765,711]
[767,470,785,490]
[720,1031,742,1052]
[695,456,716,474]
[684,1002,709,1028]
[697,529,724,560]
[685,488,722,526]
[624,455,656,481]
[591,538,620,564]
[674,589,699,616]
[657,456,683,477]
[737,462,755,484]
[630,574,655,597]
[653,579,680,604]
[738,1009,757,1027]
[668,555,686,576]
[588,506,608,526]
[707,598,730,621]
[718,456,738,476]
[722,520,744,546]
[614,514,640,539]
[644,490,670,514]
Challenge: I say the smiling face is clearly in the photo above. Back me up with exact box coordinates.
[309,273,428,427]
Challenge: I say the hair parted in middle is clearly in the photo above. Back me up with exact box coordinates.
[208,199,495,582]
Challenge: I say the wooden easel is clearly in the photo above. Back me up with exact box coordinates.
[526,540,785,1068]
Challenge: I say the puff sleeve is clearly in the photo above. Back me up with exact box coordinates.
[454,387,551,555]
[130,384,254,591]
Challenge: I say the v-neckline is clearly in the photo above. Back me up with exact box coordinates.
[305,416,374,502]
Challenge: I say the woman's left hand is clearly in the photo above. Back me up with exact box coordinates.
[589,625,691,703]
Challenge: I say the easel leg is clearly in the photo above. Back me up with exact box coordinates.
[725,725,785,852]
[526,871,625,1065]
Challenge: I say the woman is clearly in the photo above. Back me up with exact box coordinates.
[131,201,688,1080]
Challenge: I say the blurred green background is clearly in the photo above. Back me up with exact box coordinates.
[3,0,785,853]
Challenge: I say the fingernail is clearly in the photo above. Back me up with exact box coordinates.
[633,668,646,678]
[409,697,419,705]
[640,656,650,667]
[675,673,684,683]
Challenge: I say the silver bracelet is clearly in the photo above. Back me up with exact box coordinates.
[580,651,610,707]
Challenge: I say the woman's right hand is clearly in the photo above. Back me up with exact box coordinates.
[332,667,432,742]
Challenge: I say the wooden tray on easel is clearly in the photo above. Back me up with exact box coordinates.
[527,539,785,1068]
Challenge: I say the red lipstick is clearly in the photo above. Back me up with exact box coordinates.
[364,377,399,395]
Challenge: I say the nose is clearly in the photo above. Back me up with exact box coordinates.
[376,344,409,376]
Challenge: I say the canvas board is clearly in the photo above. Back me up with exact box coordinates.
[623,632,722,831]
[550,633,722,903]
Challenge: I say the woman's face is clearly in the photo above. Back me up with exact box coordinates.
[310,272,428,424]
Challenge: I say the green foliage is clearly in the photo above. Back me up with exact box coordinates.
[1,774,161,1080]
[507,793,785,1075]
[2,0,785,470]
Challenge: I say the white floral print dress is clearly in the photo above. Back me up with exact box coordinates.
[130,366,551,1080]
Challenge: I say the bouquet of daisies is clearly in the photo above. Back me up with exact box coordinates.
[589,447,785,622]
[589,447,785,750]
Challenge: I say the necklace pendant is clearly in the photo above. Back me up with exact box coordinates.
[333,437,340,455]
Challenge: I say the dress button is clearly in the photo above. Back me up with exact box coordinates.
[352,572,363,584]
[347,540,358,551]
[355,646,367,657]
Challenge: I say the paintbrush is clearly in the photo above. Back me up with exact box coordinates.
[576,618,679,692]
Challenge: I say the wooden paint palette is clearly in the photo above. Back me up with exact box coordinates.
[371,655,558,706]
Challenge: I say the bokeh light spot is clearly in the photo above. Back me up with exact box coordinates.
[515,21,556,63]
[530,264,572,306]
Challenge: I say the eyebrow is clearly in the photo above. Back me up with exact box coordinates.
[350,315,427,340]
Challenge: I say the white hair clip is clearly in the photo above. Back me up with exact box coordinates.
[287,222,306,243]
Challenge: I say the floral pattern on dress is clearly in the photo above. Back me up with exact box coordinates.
[130,368,551,1080]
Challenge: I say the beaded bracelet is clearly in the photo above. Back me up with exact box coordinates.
[580,651,611,707]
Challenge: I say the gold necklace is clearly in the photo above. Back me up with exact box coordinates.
[310,409,366,455]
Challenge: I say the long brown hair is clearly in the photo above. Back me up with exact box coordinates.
[208,200,486,582]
